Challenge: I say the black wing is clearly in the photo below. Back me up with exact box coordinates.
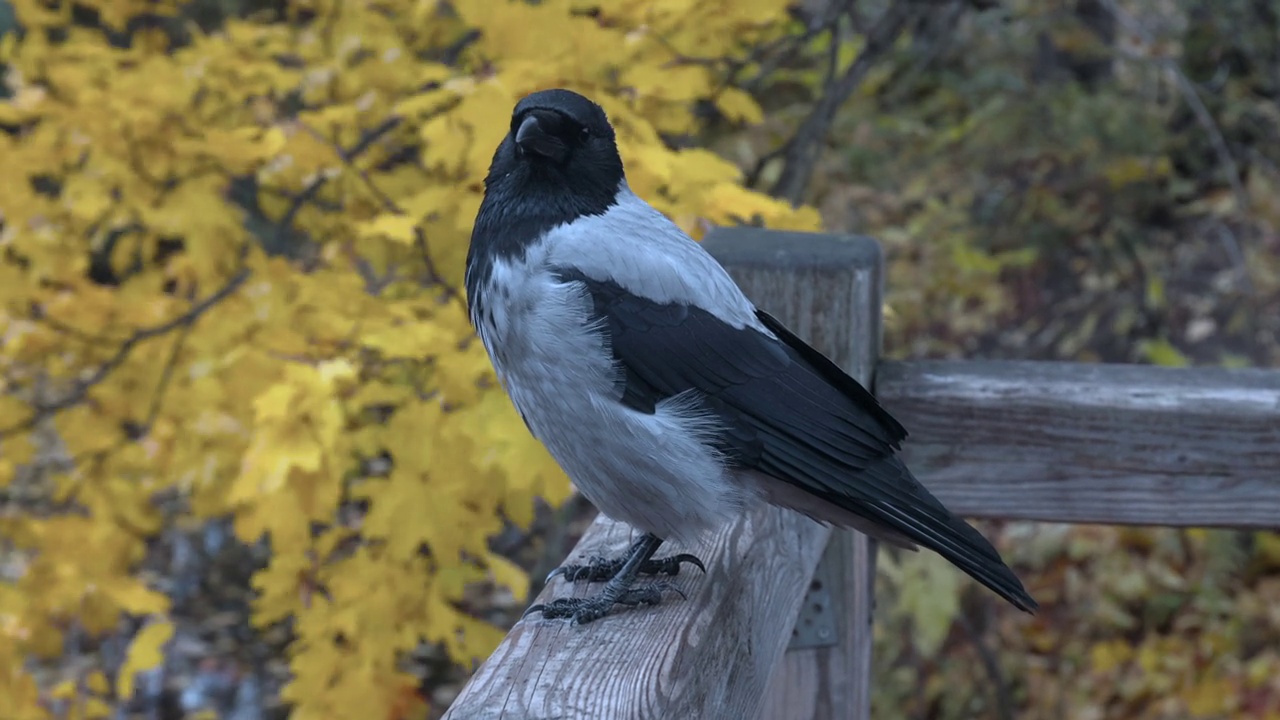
[558,268,1037,613]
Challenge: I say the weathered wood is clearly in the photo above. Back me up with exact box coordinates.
[758,528,877,720]
[443,229,883,719]
[876,360,1280,528]
[443,509,829,720]
[707,230,881,720]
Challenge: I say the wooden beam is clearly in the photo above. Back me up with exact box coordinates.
[876,360,1280,528]
[443,229,883,719]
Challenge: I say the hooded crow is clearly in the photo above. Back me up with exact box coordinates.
[465,88,1037,624]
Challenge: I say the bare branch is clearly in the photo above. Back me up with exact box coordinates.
[880,0,968,108]
[296,116,465,304]
[276,116,406,247]
[1097,0,1250,217]
[957,603,1014,720]
[414,229,462,304]
[339,240,400,296]
[771,0,928,204]
[130,317,195,439]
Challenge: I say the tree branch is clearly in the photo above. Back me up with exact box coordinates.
[296,116,464,304]
[771,0,926,204]
[0,266,251,440]
[275,116,405,249]
[957,603,1014,720]
[127,317,195,440]
[1096,0,1250,218]
[414,229,461,304]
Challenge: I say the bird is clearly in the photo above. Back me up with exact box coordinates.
[465,88,1038,624]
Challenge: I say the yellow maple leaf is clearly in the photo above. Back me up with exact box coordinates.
[86,670,109,695]
[101,578,171,616]
[358,214,420,245]
[714,87,765,124]
[485,553,529,602]
[116,620,174,698]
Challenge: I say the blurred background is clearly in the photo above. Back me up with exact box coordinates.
[0,0,1277,718]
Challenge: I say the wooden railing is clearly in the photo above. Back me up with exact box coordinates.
[442,229,1280,720]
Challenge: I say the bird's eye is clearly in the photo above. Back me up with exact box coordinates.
[579,126,591,140]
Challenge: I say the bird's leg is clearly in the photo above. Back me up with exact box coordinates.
[526,533,695,624]
[545,533,705,584]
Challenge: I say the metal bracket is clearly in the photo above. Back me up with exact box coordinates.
[787,537,843,649]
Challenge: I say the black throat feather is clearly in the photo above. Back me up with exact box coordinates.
[465,134,622,328]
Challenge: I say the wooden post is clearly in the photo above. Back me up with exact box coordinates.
[703,230,882,720]
[442,229,884,720]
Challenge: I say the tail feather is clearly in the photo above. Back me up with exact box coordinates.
[845,457,1038,613]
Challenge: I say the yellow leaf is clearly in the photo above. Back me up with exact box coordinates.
[1090,639,1132,673]
[50,679,77,700]
[892,552,960,656]
[715,88,764,124]
[394,86,457,118]
[1102,155,1172,188]
[485,553,529,602]
[622,63,712,102]
[103,579,171,616]
[1141,338,1190,368]
[358,214,419,245]
[1146,276,1165,308]
[1182,676,1238,717]
[84,696,113,719]
[317,358,357,387]
[86,670,110,695]
[116,620,174,698]
[262,126,289,155]
[1257,531,1280,569]
[253,383,300,423]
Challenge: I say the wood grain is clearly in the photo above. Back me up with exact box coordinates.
[757,527,877,720]
[442,509,830,720]
[714,230,882,720]
[443,229,883,719]
[876,360,1280,528]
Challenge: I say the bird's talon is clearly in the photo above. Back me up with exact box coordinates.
[669,553,706,575]
[524,582,685,624]
[545,551,708,585]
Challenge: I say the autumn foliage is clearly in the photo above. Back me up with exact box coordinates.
[0,0,819,716]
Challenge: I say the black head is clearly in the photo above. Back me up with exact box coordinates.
[468,90,624,270]
[467,89,627,316]
[510,89,616,166]
[478,89,625,218]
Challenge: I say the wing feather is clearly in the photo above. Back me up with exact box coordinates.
[556,266,1037,612]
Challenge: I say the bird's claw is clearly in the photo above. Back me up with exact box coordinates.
[543,554,608,584]
[654,553,706,576]
[523,582,684,625]
[545,553,706,584]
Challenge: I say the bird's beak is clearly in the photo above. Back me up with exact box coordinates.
[515,114,568,163]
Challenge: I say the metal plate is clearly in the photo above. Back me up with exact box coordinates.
[787,538,841,649]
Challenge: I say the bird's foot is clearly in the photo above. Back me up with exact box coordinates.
[545,553,705,584]
[523,582,684,625]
